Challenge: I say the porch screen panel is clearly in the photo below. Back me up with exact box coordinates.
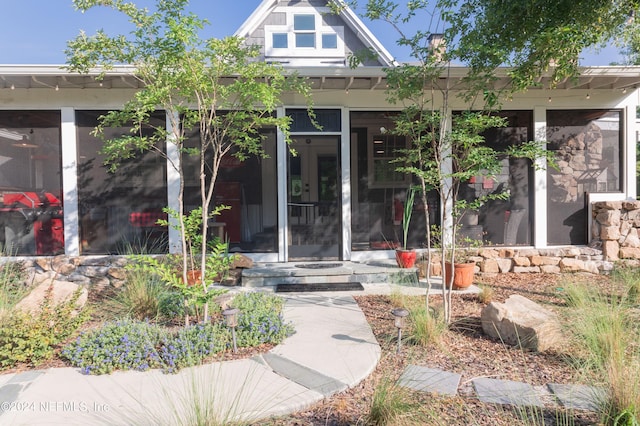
[76,111,168,254]
[461,110,534,246]
[182,127,278,253]
[546,110,622,245]
[0,111,63,255]
[349,111,438,251]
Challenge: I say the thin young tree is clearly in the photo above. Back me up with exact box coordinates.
[66,0,312,323]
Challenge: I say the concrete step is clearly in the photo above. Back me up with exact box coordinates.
[241,261,419,288]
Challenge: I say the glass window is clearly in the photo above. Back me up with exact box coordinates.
[0,111,63,255]
[287,109,341,133]
[322,33,337,49]
[293,14,315,31]
[295,33,315,48]
[182,126,278,253]
[76,111,168,254]
[546,109,622,245]
[272,33,288,48]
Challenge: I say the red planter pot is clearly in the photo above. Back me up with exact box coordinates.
[444,262,475,290]
[395,249,417,268]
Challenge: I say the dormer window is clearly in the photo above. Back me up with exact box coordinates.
[265,7,345,65]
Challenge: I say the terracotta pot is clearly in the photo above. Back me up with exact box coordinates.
[395,249,417,268]
[185,269,202,286]
[444,262,475,290]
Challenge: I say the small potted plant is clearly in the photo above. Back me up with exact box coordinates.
[444,239,479,290]
[395,186,418,268]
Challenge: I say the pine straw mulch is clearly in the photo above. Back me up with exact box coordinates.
[265,272,618,426]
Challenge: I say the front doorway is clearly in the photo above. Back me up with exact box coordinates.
[287,136,341,260]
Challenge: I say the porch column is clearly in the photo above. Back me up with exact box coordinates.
[276,106,288,262]
[166,110,181,254]
[341,108,352,260]
[60,107,80,256]
[533,106,547,248]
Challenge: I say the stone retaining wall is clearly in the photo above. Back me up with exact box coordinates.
[423,246,615,277]
[591,200,640,261]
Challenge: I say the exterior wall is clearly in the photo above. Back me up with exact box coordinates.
[591,200,640,261]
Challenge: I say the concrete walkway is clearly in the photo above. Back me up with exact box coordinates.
[0,287,603,425]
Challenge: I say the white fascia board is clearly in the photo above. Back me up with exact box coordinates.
[336,2,396,67]
[234,0,277,38]
[0,64,137,76]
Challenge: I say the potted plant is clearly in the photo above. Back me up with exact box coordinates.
[395,186,418,268]
[444,247,477,290]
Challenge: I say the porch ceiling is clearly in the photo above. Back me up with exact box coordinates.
[1,65,640,92]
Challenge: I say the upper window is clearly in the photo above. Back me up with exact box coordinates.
[293,14,315,31]
[322,34,338,49]
[294,14,316,48]
[272,33,288,49]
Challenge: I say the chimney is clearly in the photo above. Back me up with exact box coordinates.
[428,33,446,61]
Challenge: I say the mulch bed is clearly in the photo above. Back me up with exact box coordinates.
[266,272,614,425]
[3,272,618,425]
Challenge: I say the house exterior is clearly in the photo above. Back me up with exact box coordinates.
[0,0,639,267]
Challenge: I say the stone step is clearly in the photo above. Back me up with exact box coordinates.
[241,261,419,288]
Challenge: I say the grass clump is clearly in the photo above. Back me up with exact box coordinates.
[563,270,640,426]
[0,285,89,370]
[106,267,183,322]
[408,304,446,347]
[366,378,418,426]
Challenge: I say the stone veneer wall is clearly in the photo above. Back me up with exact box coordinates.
[11,256,129,292]
[591,200,640,262]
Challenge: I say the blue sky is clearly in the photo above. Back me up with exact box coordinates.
[0,0,624,65]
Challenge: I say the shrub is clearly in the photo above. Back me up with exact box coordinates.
[230,292,294,348]
[62,319,228,374]
[0,286,88,369]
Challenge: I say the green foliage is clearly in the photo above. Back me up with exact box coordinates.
[448,0,640,89]
[400,186,417,250]
[0,286,89,370]
[106,267,181,322]
[408,304,446,347]
[0,261,28,315]
[563,279,640,425]
[62,319,229,375]
[366,378,418,426]
[230,292,294,347]
[128,255,228,324]
[62,292,293,375]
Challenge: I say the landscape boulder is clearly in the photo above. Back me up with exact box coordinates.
[15,280,88,316]
[480,295,562,352]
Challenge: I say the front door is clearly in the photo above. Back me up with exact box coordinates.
[287,136,340,260]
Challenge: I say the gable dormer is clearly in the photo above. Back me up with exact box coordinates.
[235,0,395,67]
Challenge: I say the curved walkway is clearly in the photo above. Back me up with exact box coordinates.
[0,286,603,424]
[0,293,380,425]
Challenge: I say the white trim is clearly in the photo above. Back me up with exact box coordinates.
[533,106,548,248]
[340,107,351,260]
[166,110,181,254]
[276,106,288,262]
[61,107,80,256]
